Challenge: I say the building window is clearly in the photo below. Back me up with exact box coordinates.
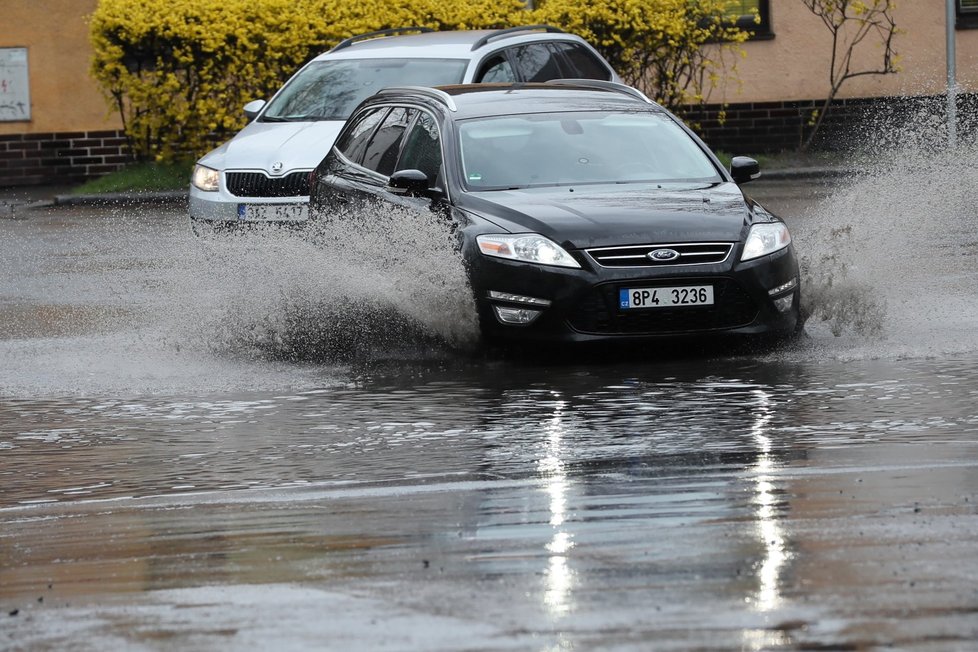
[959,0,978,29]
[726,0,773,40]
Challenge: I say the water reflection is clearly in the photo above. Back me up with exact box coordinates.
[747,387,789,614]
[538,395,576,616]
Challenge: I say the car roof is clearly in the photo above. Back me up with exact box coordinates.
[370,82,666,120]
[313,26,594,61]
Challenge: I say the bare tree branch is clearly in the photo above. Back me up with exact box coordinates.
[801,0,900,151]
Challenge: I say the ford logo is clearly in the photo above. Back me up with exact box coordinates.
[648,248,680,262]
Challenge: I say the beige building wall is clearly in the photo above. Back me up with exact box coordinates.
[2,1,974,138]
[0,0,121,136]
[715,1,978,105]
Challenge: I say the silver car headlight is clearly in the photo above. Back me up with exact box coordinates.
[191,164,220,192]
[477,234,581,269]
[741,222,791,261]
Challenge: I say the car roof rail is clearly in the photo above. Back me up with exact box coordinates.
[375,86,458,112]
[330,27,435,52]
[470,25,566,51]
[544,79,656,105]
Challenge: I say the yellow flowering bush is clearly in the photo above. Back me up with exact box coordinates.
[90,0,525,160]
[531,0,751,111]
[90,0,748,161]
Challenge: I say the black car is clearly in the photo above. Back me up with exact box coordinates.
[309,81,802,344]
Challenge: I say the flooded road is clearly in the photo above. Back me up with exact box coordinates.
[2,165,978,650]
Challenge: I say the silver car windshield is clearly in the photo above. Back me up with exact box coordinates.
[459,111,722,189]
[261,58,468,122]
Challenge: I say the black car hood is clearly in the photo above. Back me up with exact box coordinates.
[458,181,756,249]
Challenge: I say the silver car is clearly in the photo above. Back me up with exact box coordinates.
[189,25,619,228]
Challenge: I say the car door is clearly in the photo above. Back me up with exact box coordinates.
[474,43,564,84]
[384,110,448,214]
[473,52,518,83]
[312,105,387,221]
[315,106,417,221]
[549,41,614,80]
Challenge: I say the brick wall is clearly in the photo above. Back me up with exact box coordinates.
[686,93,978,155]
[0,129,130,188]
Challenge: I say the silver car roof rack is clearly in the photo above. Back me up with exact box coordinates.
[470,25,566,51]
[375,86,458,112]
[331,27,435,52]
[544,79,656,105]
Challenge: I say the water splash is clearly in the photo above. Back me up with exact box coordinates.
[177,205,480,363]
[794,105,978,356]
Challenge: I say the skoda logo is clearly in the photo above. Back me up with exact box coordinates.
[270,161,284,174]
[648,248,680,262]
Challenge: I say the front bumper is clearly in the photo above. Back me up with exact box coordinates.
[188,181,309,224]
[468,244,801,343]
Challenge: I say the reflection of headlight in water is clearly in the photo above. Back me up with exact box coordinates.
[545,549,574,615]
[748,388,789,614]
[740,387,791,651]
[540,397,576,616]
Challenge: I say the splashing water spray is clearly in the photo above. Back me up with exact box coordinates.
[795,98,978,357]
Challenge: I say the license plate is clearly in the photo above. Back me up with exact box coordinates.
[237,203,308,222]
[619,285,714,309]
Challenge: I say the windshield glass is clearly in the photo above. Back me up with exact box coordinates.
[262,58,468,121]
[458,111,722,189]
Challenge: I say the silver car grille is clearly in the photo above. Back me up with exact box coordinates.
[586,242,734,268]
[225,171,310,198]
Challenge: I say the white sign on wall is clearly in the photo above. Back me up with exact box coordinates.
[0,48,31,122]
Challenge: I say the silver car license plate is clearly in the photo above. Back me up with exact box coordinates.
[237,203,308,222]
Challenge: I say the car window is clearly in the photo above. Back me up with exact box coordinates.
[552,42,611,80]
[335,107,388,164]
[511,43,563,82]
[475,54,517,83]
[261,58,468,121]
[361,107,418,176]
[396,112,442,185]
[459,111,721,190]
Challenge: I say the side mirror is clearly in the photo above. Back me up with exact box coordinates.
[730,156,761,184]
[243,99,267,121]
[389,169,431,195]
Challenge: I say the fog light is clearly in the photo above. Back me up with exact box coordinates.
[488,290,551,307]
[773,294,794,313]
[768,277,798,296]
[493,305,542,325]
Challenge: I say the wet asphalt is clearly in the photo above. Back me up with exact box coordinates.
[1,176,977,651]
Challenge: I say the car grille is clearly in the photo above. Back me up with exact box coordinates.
[226,171,310,198]
[586,242,733,267]
[567,279,757,335]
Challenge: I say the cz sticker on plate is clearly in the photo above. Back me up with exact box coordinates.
[619,285,714,309]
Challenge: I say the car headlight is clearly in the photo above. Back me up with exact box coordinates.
[477,234,581,269]
[191,164,219,192]
[741,222,791,261]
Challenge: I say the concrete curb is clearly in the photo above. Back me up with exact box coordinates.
[758,166,859,180]
[52,190,187,206]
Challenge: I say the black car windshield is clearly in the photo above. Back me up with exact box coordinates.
[458,111,722,190]
[262,58,468,121]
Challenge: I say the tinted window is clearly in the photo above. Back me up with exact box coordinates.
[459,111,720,190]
[475,54,516,83]
[335,107,387,163]
[397,113,442,184]
[362,107,417,176]
[511,44,563,82]
[262,58,468,121]
[552,42,611,80]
